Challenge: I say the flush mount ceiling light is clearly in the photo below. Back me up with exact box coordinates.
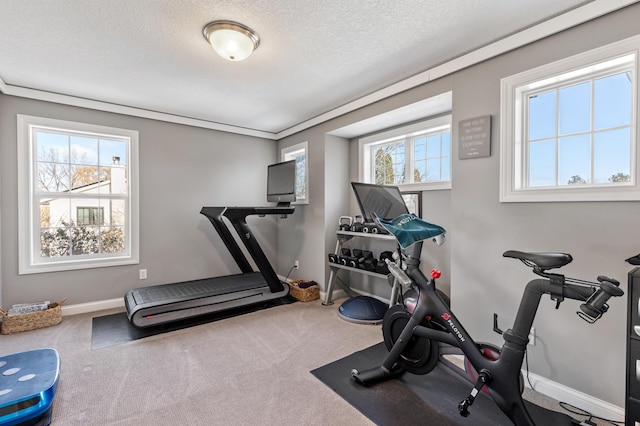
[203,20,260,62]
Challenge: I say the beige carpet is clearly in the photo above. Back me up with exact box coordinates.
[1,299,383,425]
[0,299,606,425]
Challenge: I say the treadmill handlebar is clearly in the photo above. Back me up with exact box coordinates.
[199,205,295,293]
[200,206,295,221]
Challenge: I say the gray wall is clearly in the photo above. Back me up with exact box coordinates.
[274,131,325,284]
[0,95,279,307]
[277,4,640,408]
[446,6,640,406]
[323,135,351,285]
[276,132,352,290]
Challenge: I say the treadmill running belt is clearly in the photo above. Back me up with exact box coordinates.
[125,272,290,328]
[132,272,266,304]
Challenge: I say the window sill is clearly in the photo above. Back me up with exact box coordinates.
[397,181,452,192]
[500,185,640,202]
[19,256,139,275]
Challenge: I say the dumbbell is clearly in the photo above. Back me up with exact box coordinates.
[375,251,394,274]
[362,223,379,233]
[338,248,350,265]
[379,251,394,261]
[362,258,378,271]
[351,249,373,269]
[339,248,359,268]
[359,250,376,271]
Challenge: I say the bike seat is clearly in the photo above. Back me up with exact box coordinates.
[503,250,573,270]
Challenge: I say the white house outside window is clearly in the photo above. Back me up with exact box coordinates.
[17,115,139,274]
[500,35,640,202]
[359,116,452,191]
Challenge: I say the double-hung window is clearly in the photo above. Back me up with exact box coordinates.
[500,36,640,202]
[359,116,452,191]
[281,141,308,204]
[17,115,139,274]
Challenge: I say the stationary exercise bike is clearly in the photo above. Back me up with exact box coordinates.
[351,214,624,425]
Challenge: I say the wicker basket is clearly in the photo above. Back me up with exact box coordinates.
[288,280,319,302]
[0,299,65,335]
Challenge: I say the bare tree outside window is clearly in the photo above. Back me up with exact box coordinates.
[567,175,587,184]
[374,144,405,185]
[361,115,452,191]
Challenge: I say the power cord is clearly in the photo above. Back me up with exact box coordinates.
[525,350,622,425]
[284,265,296,283]
[558,401,622,425]
[523,348,535,389]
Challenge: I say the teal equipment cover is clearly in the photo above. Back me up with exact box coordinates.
[377,214,446,249]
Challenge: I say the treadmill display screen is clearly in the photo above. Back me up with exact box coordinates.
[267,160,296,204]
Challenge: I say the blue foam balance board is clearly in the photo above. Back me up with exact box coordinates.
[0,348,60,426]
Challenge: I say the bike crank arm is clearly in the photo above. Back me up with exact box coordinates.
[458,369,492,417]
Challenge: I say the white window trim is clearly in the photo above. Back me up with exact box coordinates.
[281,141,309,205]
[500,35,640,202]
[358,116,452,191]
[17,115,140,274]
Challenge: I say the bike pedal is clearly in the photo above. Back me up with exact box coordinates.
[458,399,471,417]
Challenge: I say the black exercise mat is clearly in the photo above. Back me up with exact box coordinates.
[91,296,295,350]
[312,343,512,426]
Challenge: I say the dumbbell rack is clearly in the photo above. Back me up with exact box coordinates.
[323,230,399,307]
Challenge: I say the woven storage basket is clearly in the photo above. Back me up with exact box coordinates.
[288,280,319,302]
[0,300,65,335]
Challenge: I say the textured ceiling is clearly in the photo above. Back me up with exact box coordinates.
[0,1,633,137]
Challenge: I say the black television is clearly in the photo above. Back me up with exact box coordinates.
[267,160,296,205]
[351,182,409,222]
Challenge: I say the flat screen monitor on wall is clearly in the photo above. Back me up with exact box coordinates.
[267,160,296,205]
[351,182,409,222]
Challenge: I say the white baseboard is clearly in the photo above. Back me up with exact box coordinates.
[318,288,389,305]
[319,289,347,304]
[523,370,624,422]
[61,298,124,316]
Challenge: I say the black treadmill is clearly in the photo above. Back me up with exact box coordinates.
[124,205,294,328]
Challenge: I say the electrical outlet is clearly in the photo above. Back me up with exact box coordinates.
[139,269,147,280]
[528,327,535,346]
[294,260,300,269]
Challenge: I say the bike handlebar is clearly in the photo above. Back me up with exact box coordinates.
[393,246,625,324]
[578,276,624,323]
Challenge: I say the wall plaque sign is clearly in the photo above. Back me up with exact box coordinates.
[458,115,491,159]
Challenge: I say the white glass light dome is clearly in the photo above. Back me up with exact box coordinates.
[203,21,260,62]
